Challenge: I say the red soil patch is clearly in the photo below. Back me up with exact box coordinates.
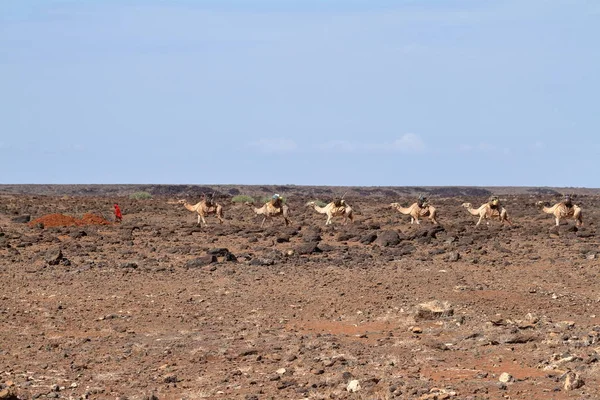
[28,213,112,228]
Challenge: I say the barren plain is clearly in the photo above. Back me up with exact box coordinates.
[1,185,600,400]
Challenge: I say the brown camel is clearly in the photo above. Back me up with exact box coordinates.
[390,202,438,225]
[179,196,224,226]
[461,202,511,226]
[306,200,354,225]
[536,201,583,227]
[246,201,291,228]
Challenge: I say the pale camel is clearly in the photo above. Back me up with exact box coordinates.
[535,201,583,227]
[246,201,291,228]
[390,202,438,225]
[461,202,511,226]
[306,200,354,225]
[179,197,224,226]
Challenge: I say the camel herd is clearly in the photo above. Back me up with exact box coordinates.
[176,194,584,228]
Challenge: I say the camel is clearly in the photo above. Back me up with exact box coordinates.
[461,202,511,226]
[178,196,224,226]
[390,202,438,225]
[246,201,291,228]
[536,201,583,226]
[306,200,354,225]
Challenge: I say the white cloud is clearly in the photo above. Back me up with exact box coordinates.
[249,138,297,153]
[317,134,426,153]
[389,133,426,152]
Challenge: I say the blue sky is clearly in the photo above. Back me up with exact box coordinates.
[1,0,599,186]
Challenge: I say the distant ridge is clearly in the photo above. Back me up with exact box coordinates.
[0,184,597,197]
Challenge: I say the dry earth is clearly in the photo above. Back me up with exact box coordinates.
[1,185,600,400]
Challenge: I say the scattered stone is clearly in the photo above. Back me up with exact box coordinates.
[207,248,230,256]
[45,248,64,265]
[119,262,138,269]
[276,235,290,243]
[249,258,275,266]
[185,255,217,268]
[337,232,357,241]
[163,374,178,383]
[0,388,19,400]
[447,251,460,262]
[302,228,321,243]
[70,230,87,239]
[499,372,513,383]
[11,215,31,223]
[276,380,296,390]
[415,300,454,320]
[374,230,402,247]
[564,371,584,390]
[359,232,377,245]
[346,380,361,393]
[295,242,321,255]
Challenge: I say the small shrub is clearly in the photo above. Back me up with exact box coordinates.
[231,195,255,203]
[313,200,328,207]
[129,191,153,200]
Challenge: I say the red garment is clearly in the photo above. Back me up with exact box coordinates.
[114,204,122,221]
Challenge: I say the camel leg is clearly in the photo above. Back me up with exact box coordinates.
[197,214,201,225]
[260,216,267,228]
[555,217,560,226]
[476,215,483,226]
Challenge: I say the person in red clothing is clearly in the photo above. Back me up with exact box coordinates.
[113,203,123,223]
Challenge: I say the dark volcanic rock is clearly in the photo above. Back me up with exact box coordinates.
[337,232,358,242]
[276,235,291,243]
[302,228,322,243]
[70,230,88,239]
[317,243,336,252]
[359,232,377,245]
[576,228,594,238]
[11,215,31,223]
[207,248,230,256]
[186,255,217,268]
[45,248,64,265]
[374,230,401,247]
[296,242,322,255]
[249,258,275,266]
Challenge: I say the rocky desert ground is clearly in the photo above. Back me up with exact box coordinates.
[1,185,600,400]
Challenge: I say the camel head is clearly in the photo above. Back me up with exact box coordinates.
[390,202,399,208]
[305,201,316,207]
[535,201,548,207]
[177,199,187,205]
[461,202,472,208]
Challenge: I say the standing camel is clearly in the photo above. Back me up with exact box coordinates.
[536,201,583,227]
[461,202,511,226]
[179,195,224,226]
[390,202,438,225]
[246,201,291,228]
[306,200,354,225]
